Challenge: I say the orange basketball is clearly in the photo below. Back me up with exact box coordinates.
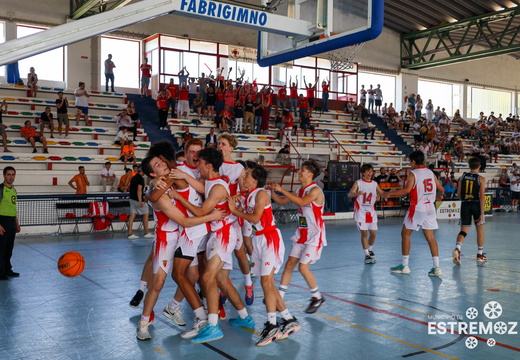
[58,251,85,277]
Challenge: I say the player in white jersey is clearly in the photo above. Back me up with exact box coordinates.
[229,161,301,346]
[348,163,385,264]
[172,147,254,344]
[218,134,255,305]
[383,150,444,277]
[136,155,224,341]
[271,159,327,314]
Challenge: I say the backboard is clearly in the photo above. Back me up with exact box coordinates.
[257,0,384,67]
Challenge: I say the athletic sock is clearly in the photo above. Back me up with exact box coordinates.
[280,309,293,320]
[244,273,253,287]
[310,287,322,299]
[456,242,462,251]
[141,315,150,323]
[364,249,370,256]
[268,312,277,325]
[402,255,410,266]
[202,297,208,309]
[169,298,181,309]
[478,247,484,255]
[278,285,288,299]
[237,307,249,319]
[368,245,373,252]
[208,313,219,326]
[194,307,207,320]
[433,256,440,268]
[139,281,147,292]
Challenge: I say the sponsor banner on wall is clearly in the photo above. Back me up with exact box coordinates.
[435,200,461,219]
[228,46,293,67]
[484,192,493,216]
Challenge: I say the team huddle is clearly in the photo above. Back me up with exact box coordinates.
[130,139,486,347]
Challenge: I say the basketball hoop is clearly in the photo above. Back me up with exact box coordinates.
[326,42,365,71]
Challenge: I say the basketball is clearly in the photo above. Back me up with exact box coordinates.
[57,251,85,277]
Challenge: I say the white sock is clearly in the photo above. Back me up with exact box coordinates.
[244,273,253,287]
[202,297,208,309]
[140,315,150,322]
[237,307,249,319]
[194,306,207,320]
[310,287,322,299]
[208,313,218,326]
[278,285,288,299]
[456,242,462,251]
[268,312,277,325]
[280,309,292,320]
[478,247,484,255]
[169,298,181,309]
[433,256,440,268]
[364,249,370,256]
[368,245,373,252]
[139,281,147,291]
[402,255,410,266]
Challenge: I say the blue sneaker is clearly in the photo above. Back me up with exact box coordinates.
[245,285,255,305]
[191,323,224,344]
[229,315,255,329]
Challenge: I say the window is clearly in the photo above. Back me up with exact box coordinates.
[17,25,64,82]
[0,22,5,80]
[359,72,396,109]
[469,87,512,119]
[418,80,460,117]
[100,37,140,89]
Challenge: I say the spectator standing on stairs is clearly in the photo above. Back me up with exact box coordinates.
[74,82,91,126]
[157,91,169,130]
[0,100,11,152]
[68,166,90,194]
[104,54,116,93]
[140,58,152,98]
[55,92,70,139]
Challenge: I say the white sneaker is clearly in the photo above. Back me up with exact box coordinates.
[181,318,208,339]
[163,305,186,326]
[428,267,443,277]
[58,134,63,139]
[390,264,411,274]
[143,233,154,239]
[128,234,139,239]
[136,320,151,340]
[65,135,70,139]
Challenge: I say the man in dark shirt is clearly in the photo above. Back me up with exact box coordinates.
[375,168,388,183]
[55,91,69,138]
[40,106,55,138]
[127,166,153,239]
[300,110,314,136]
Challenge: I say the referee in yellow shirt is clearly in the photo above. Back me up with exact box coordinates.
[0,166,20,280]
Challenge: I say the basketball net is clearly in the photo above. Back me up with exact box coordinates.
[326,42,365,71]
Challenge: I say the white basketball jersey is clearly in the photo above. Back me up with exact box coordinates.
[177,161,200,180]
[150,187,179,232]
[205,177,237,231]
[410,167,436,209]
[219,161,244,196]
[290,182,327,247]
[353,179,378,224]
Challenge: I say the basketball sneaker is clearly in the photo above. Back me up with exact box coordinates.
[390,264,411,274]
[452,248,461,265]
[477,253,488,262]
[229,315,255,329]
[191,323,224,344]
[305,297,325,314]
[428,267,443,277]
[149,310,155,324]
[256,322,282,347]
[181,318,208,339]
[218,301,227,320]
[219,290,227,304]
[143,233,154,239]
[245,285,255,305]
[369,250,376,261]
[136,319,152,341]
[130,290,144,308]
[128,234,139,239]
[365,255,376,264]
[163,304,186,326]
[278,317,301,339]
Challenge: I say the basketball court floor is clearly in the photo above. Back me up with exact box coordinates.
[1,213,519,360]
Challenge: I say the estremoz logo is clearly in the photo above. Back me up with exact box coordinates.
[427,301,517,349]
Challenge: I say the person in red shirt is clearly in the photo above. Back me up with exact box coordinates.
[282,110,294,144]
[156,91,168,130]
[298,94,309,120]
[20,120,49,153]
[304,76,318,114]
[289,76,299,117]
[321,79,330,112]
[177,81,190,119]
[219,106,233,132]
[277,85,287,112]
[165,78,179,118]
[140,57,152,97]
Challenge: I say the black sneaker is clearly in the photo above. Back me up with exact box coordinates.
[130,290,144,308]
[7,271,20,277]
[369,250,376,260]
[278,317,301,339]
[305,297,325,314]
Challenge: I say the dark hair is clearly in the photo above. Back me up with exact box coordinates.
[3,166,15,175]
[125,168,131,173]
[360,163,373,174]
[302,158,321,179]
[57,91,63,95]
[78,166,85,170]
[141,156,154,178]
[468,157,481,170]
[236,160,247,169]
[79,82,85,86]
[147,139,176,161]
[198,147,223,172]
[282,110,289,117]
[246,160,267,188]
[45,106,51,110]
[24,120,31,126]
[409,150,425,165]
[105,161,111,166]
[175,150,185,161]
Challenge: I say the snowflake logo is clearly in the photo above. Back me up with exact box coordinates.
[466,307,478,319]
[484,301,502,319]
[487,338,496,347]
[466,336,478,349]
[494,321,507,335]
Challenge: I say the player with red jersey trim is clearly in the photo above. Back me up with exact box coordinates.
[348,163,385,264]
[383,150,444,277]
[271,159,327,314]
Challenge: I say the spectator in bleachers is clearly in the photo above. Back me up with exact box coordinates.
[360,85,367,106]
[510,163,519,174]
[387,168,403,184]
[39,106,55,139]
[120,140,137,168]
[282,109,294,144]
[489,143,499,163]
[407,94,416,110]
[243,94,254,134]
[165,78,178,119]
[358,117,375,140]
[205,127,217,148]
[100,161,117,192]
[322,78,330,112]
[104,54,116,92]
[304,76,318,114]
[188,77,198,110]
[114,127,129,147]
[20,120,48,153]
[425,99,434,122]
[374,84,383,114]
[300,110,314,136]
[220,106,233,133]
[127,165,153,239]
[367,85,375,113]
[68,166,89,194]
[253,96,263,135]
[181,126,193,149]
[74,82,90,126]
[345,98,356,120]
[277,144,290,165]
[27,67,38,98]
[276,85,287,112]
[234,99,244,133]
[126,101,139,141]
[156,90,168,130]
[297,93,309,120]
[193,92,205,120]
[289,76,299,117]
[443,179,458,199]
[509,169,520,212]
[375,168,388,183]
[117,168,132,193]
[322,168,329,190]
[0,100,11,152]
[433,106,442,121]
[415,95,423,122]
[140,57,152,97]
[499,168,510,188]
[55,92,70,139]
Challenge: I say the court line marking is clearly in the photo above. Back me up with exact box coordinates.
[370,299,434,317]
